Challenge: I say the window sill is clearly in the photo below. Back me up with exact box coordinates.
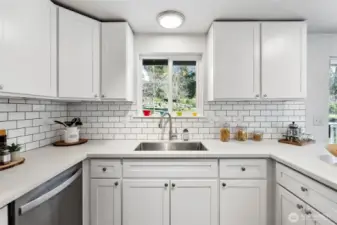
[133,115,206,119]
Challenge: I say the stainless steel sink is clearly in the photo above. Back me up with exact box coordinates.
[134,142,208,151]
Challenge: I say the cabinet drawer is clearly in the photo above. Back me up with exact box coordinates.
[123,159,218,178]
[220,159,267,179]
[90,159,122,178]
[276,163,337,223]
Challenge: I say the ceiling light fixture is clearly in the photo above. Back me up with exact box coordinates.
[157,10,185,29]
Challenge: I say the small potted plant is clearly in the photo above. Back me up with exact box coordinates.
[7,143,22,161]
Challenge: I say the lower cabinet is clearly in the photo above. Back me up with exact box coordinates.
[277,185,335,225]
[123,179,218,225]
[90,179,121,225]
[220,180,267,225]
[171,180,218,225]
[123,180,170,225]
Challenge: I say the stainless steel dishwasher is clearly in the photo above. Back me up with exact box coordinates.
[9,163,82,225]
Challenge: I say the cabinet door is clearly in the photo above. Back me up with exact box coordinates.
[261,22,306,99]
[101,23,134,101]
[91,179,121,225]
[171,180,218,225]
[276,185,305,225]
[0,0,57,97]
[0,206,7,225]
[211,22,260,99]
[220,180,267,225]
[305,206,335,225]
[58,7,100,99]
[123,180,170,225]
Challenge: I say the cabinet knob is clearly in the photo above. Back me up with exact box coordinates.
[296,204,303,209]
[255,94,259,98]
[164,183,168,187]
[301,186,308,192]
[263,94,267,98]
[114,181,119,186]
[172,183,176,188]
[102,167,107,172]
[305,210,312,215]
[0,84,3,90]
[102,94,105,98]
[241,167,246,172]
[94,94,98,98]
[222,183,226,187]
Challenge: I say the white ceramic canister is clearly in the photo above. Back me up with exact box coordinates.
[64,127,80,143]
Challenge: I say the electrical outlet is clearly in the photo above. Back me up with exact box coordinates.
[313,116,324,126]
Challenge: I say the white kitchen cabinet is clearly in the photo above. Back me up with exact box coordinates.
[207,21,306,101]
[90,179,121,225]
[277,185,305,225]
[0,0,57,97]
[261,22,307,99]
[0,206,7,225]
[101,22,134,101]
[220,180,267,225]
[123,180,170,225]
[58,7,100,99]
[171,180,218,225]
[207,22,260,100]
[277,185,336,225]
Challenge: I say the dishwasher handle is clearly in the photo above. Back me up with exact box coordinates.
[19,168,82,215]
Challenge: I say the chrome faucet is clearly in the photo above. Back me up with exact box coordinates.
[158,112,177,140]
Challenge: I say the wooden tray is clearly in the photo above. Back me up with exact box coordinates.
[278,139,315,146]
[53,139,88,147]
[0,157,25,171]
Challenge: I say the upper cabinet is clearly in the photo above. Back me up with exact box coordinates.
[58,7,100,99]
[101,22,134,101]
[261,22,307,99]
[207,21,307,101]
[0,0,57,97]
[207,22,260,100]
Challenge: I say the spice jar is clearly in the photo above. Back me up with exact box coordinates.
[235,126,248,141]
[220,124,230,142]
[0,149,11,165]
[0,129,6,150]
[253,131,264,141]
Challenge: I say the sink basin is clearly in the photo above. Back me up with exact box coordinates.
[134,142,208,151]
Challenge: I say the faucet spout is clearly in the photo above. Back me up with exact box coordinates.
[158,112,175,140]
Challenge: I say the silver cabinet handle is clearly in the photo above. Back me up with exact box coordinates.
[19,168,82,215]
[305,210,312,215]
[102,94,105,98]
[301,186,308,192]
[296,204,303,209]
[0,84,3,90]
[263,94,267,97]
[94,94,98,98]
[255,94,259,98]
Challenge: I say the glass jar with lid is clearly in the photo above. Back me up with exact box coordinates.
[253,131,264,141]
[220,123,230,142]
[235,125,248,141]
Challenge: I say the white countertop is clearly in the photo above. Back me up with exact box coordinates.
[0,139,335,208]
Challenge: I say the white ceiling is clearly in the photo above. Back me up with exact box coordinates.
[54,0,337,34]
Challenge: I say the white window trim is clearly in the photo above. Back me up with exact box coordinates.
[137,54,204,117]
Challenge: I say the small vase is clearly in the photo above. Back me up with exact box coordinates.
[176,111,182,116]
[11,151,20,161]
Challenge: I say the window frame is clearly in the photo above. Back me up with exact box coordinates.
[137,54,203,117]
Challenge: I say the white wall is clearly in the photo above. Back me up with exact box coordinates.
[135,34,206,54]
[306,34,337,142]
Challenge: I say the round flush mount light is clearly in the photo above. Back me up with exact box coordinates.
[157,10,185,29]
